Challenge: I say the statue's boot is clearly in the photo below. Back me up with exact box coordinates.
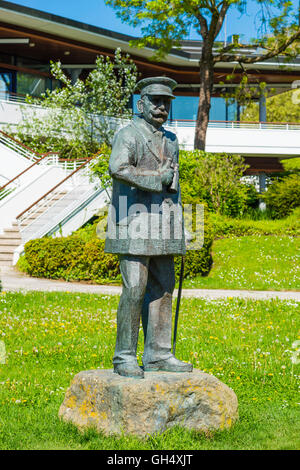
[143,355,193,373]
[114,362,144,379]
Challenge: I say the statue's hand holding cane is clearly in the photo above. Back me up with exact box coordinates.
[160,158,174,187]
[167,158,179,194]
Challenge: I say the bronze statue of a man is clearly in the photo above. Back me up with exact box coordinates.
[104,76,192,378]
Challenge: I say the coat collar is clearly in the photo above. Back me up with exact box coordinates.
[131,116,164,163]
[131,116,176,165]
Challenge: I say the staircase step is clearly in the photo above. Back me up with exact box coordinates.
[2,234,21,241]
[0,239,20,246]
[0,253,13,260]
[3,227,21,233]
[51,193,67,200]
[0,260,12,266]
[21,216,43,224]
[3,229,20,235]
[1,233,21,239]
[0,246,15,253]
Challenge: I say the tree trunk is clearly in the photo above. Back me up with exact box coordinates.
[194,57,215,150]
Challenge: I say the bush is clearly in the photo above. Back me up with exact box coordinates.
[281,157,300,172]
[210,207,300,238]
[18,215,214,282]
[263,174,300,218]
[18,236,121,283]
[179,150,253,217]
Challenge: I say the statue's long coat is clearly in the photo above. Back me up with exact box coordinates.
[104,116,186,256]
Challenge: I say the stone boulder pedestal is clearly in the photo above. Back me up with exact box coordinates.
[59,369,238,437]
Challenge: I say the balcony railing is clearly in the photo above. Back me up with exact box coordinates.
[166,119,300,130]
[0,90,28,103]
[1,92,300,130]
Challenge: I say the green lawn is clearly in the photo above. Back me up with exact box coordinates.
[183,235,300,291]
[0,291,299,450]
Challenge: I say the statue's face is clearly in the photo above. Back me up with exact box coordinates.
[138,94,171,129]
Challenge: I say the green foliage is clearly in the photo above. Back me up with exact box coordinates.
[179,150,252,217]
[8,49,138,159]
[263,174,300,218]
[210,206,300,238]
[220,74,273,111]
[89,144,111,187]
[0,187,15,201]
[281,157,300,172]
[241,89,300,123]
[106,1,300,62]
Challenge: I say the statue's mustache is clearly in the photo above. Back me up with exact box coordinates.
[151,110,168,118]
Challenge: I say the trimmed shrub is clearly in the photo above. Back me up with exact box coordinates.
[263,174,300,219]
[19,236,121,284]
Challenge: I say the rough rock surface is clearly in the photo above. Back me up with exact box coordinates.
[58,369,238,437]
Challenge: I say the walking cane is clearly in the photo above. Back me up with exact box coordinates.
[172,255,185,356]
[167,158,185,356]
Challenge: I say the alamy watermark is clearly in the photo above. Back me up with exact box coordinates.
[96,198,205,250]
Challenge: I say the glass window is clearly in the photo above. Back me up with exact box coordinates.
[17,72,61,97]
[171,95,199,121]
[17,72,47,97]
[133,94,235,121]
[0,72,13,100]
[210,98,227,121]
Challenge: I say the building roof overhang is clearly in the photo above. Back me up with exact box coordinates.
[0,0,300,94]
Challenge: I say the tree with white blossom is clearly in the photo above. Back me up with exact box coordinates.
[9,48,138,159]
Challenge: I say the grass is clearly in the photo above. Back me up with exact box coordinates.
[0,291,299,450]
[183,235,300,291]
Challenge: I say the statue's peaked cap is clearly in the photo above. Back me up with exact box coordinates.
[136,76,177,99]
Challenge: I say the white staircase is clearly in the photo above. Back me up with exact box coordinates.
[0,223,21,267]
[0,133,108,267]
[0,190,68,266]
[0,132,92,233]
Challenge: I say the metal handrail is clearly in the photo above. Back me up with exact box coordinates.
[167,118,300,125]
[0,90,27,103]
[0,130,41,159]
[16,155,97,220]
[0,153,52,192]
[0,130,90,194]
[20,186,104,241]
[166,119,300,130]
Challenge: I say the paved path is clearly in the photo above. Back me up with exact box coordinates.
[0,267,299,301]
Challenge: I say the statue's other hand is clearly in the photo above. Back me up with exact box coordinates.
[161,168,174,186]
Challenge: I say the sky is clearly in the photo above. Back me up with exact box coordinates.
[6,0,300,43]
